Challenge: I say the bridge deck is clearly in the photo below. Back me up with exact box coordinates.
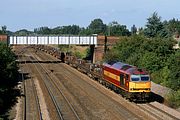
[9,36,97,45]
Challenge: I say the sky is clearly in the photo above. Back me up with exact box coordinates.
[1,0,180,32]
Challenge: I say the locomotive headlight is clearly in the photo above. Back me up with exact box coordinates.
[126,82,129,87]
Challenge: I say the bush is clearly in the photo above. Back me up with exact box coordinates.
[165,90,180,108]
[165,51,180,90]
[0,44,19,88]
[151,66,170,84]
[74,51,84,59]
[0,43,19,118]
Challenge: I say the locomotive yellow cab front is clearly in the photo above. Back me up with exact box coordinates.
[129,75,151,92]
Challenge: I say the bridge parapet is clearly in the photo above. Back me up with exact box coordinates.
[9,36,97,45]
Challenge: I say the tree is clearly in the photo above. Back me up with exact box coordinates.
[106,36,145,63]
[2,26,7,33]
[131,24,137,35]
[88,18,107,34]
[60,25,81,35]
[164,18,180,37]
[104,35,176,74]
[35,25,82,35]
[0,43,19,118]
[14,29,33,36]
[34,27,51,35]
[144,12,168,38]
[0,26,7,34]
[0,44,18,89]
[79,27,92,35]
[138,52,162,72]
[108,21,130,36]
[165,51,180,90]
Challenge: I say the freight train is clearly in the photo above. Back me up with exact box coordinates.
[65,57,151,101]
[34,45,151,101]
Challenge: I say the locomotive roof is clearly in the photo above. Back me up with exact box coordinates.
[104,61,148,75]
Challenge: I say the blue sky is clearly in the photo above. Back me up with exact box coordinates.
[1,0,180,31]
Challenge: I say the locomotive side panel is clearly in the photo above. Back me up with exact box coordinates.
[103,65,130,91]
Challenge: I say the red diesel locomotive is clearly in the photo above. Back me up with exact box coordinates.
[103,61,151,101]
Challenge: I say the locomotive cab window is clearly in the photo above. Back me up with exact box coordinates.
[131,75,140,81]
[141,76,150,81]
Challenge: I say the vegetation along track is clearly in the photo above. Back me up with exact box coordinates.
[29,52,81,120]
[20,60,42,120]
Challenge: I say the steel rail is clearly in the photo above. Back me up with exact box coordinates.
[21,70,26,120]
[24,58,43,120]
[34,65,64,120]
[28,56,64,120]
[137,103,179,120]
[148,103,179,120]
[33,52,81,120]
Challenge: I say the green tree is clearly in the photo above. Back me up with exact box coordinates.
[164,18,180,37]
[138,52,162,72]
[79,28,92,35]
[88,18,107,34]
[34,27,51,35]
[137,27,144,35]
[0,43,19,118]
[0,44,18,89]
[109,36,147,62]
[2,26,7,34]
[131,24,137,35]
[165,51,180,90]
[35,25,82,35]
[0,26,7,34]
[108,21,130,36]
[144,12,168,38]
[151,66,171,84]
[58,45,69,52]
[166,90,180,108]
[14,29,33,36]
[60,25,81,35]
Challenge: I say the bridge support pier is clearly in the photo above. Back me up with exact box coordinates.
[90,45,95,63]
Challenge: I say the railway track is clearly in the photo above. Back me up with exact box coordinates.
[20,71,26,120]
[21,61,42,120]
[137,102,179,120]
[61,60,180,120]
[29,52,81,120]
[34,47,180,120]
[35,48,147,120]
[15,46,179,120]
